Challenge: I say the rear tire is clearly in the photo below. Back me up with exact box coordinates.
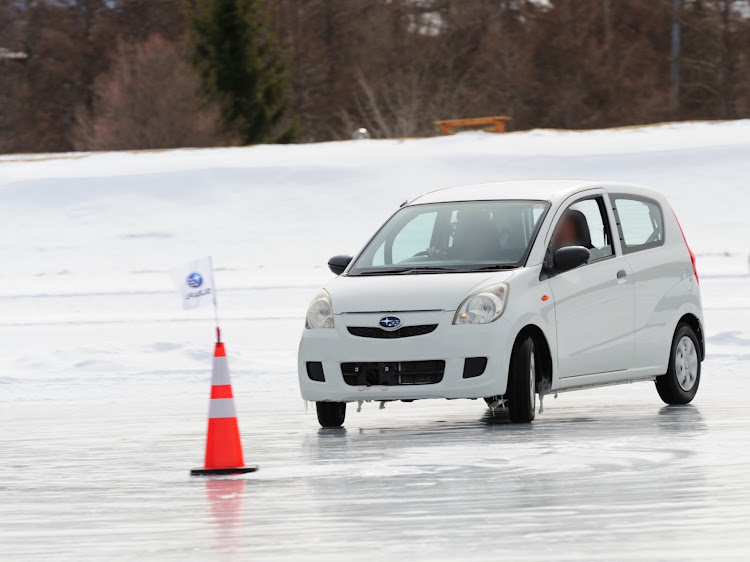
[507,336,536,423]
[316,401,346,428]
[656,323,701,405]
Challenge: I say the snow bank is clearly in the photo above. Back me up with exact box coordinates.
[1,120,748,298]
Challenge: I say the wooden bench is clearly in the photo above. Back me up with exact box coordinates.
[435,116,512,135]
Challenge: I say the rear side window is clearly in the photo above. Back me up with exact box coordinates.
[612,196,664,254]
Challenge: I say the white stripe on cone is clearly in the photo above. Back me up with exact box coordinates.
[208,398,237,419]
[211,356,231,386]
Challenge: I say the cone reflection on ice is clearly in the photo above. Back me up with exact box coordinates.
[191,335,258,476]
[206,479,246,553]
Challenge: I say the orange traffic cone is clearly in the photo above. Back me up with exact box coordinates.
[191,330,258,476]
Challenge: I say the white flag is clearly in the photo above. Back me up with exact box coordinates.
[170,256,216,310]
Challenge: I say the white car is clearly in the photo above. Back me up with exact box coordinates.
[298,180,704,428]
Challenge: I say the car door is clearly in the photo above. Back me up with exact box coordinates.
[547,193,636,378]
[610,194,677,372]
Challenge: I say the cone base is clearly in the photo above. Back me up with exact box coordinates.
[190,465,258,476]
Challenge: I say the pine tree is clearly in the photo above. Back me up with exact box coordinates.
[188,0,297,144]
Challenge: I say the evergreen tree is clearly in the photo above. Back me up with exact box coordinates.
[188,0,297,144]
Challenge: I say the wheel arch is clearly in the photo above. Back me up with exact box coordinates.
[512,324,553,394]
[677,313,705,361]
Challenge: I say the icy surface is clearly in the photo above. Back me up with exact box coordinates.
[1,122,750,560]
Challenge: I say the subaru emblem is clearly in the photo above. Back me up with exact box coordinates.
[379,316,402,330]
[186,272,203,288]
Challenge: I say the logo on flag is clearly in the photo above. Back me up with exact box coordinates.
[170,257,216,310]
[187,272,203,288]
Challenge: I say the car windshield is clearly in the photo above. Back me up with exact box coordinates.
[348,200,550,275]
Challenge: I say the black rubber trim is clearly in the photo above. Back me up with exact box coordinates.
[191,466,258,476]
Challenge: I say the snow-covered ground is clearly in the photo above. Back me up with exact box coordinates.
[1,121,749,560]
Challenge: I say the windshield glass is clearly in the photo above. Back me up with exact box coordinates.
[349,200,550,275]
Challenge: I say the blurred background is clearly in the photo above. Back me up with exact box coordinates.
[1,0,749,154]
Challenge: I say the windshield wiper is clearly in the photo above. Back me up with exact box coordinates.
[466,264,518,272]
[355,268,410,276]
[403,266,465,273]
[356,266,463,276]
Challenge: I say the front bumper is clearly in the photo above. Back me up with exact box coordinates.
[297,310,512,402]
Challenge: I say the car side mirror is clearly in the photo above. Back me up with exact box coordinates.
[328,255,353,275]
[554,246,591,272]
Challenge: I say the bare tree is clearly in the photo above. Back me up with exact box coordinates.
[72,34,234,151]
[3,0,750,152]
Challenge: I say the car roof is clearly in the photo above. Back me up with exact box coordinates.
[407,180,663,206]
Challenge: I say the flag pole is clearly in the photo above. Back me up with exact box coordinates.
[209,255,221,343]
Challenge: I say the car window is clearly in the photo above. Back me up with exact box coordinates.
[391,212,437,263]
[613,196,664,254]
[550,197,614,263]
[349,200,550,275]
[370,212,438,266]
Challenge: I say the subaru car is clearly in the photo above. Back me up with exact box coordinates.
[298,180,704,428]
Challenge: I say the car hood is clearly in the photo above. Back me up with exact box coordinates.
[326,271,516,313]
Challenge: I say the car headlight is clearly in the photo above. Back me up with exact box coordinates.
[453,283,509,325]
[305,290,334,329]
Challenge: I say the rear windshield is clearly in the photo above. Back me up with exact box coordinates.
[349,200,549,275]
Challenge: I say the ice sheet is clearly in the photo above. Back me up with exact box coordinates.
[1,122,750,560]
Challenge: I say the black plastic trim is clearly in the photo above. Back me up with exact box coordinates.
[306,361,325,382]
[341,361,445,386]
[347,325,438,339]
[462,357,488,379]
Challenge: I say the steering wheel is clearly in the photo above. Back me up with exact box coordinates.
[412,250,431,257]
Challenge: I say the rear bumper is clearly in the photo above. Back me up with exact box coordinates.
[297,311,512,402]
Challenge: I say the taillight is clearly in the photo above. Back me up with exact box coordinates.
[673,210,698,284]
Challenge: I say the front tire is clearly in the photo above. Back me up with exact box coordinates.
[507,336,536,423]
[316,401,346,428]
[656,323,701,405]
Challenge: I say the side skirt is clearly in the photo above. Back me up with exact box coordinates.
[550,375,657,395]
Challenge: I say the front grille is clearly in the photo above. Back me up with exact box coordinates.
[347,324,438,339]
[341,360,445,386]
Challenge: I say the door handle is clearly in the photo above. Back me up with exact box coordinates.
[616,269,627,279]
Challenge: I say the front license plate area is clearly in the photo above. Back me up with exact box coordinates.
[341,361,445,386]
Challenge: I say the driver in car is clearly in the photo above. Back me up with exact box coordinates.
[551,209,594,252]
[550,208,613,262]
